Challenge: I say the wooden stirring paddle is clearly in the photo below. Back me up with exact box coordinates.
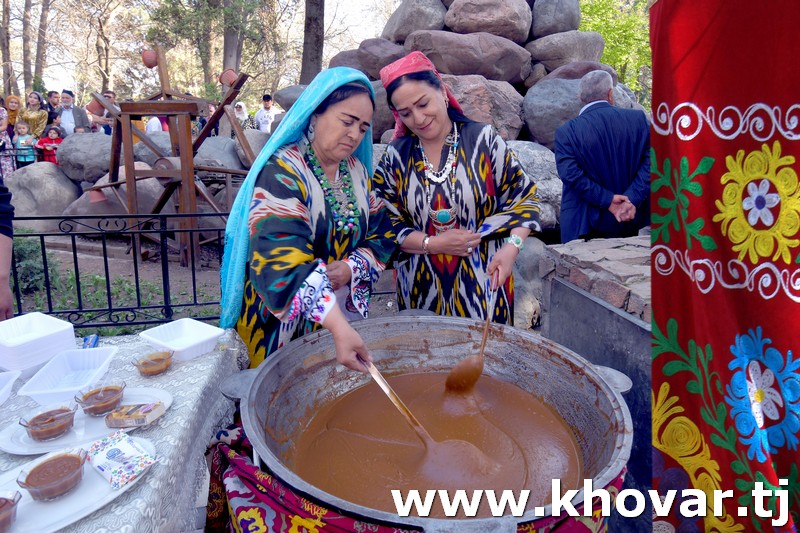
[445,271,499,393]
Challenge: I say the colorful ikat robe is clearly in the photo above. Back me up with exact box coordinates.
[373,120,541,323]
[651,3,800,531]
[236,139,396,367]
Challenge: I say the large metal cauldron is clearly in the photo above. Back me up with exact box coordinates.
[241,316,632,532]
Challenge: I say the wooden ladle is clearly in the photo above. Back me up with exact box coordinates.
[358,357,499,478]
[445,271,499,393]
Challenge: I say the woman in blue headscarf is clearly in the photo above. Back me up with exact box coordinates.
[220,67,396,371]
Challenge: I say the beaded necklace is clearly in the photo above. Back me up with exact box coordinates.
[418,123,459,234]
[305,145,359,235]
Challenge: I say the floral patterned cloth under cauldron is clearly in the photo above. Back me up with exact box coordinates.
[206,423,625,532]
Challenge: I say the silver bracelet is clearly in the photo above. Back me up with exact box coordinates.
[422,235,431,254]
[506,234,524,251]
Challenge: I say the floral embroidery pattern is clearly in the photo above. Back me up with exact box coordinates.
[713,141,800,264]
[725,327,800,463]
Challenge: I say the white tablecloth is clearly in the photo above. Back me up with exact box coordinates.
[0,329,248,532]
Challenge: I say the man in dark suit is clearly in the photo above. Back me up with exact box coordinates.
[554,70,650,243]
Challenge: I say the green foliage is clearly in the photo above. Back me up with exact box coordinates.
[11,231,60,294]
[32,76,47,94]
[651,148,718,251]
[579,0,651,106]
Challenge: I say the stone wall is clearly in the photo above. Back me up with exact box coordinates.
[539,234,651,327]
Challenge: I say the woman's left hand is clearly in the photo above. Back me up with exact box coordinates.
[487,244,519,290]
[327,261,351,290]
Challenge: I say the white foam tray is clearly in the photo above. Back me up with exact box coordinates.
[18,347,117,405]
[0,370,20,406]
[0,313,76,376]
[139,318,224,361]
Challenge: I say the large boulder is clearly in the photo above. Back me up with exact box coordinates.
[522,78,581,149]
[7,163,80,231]
[62,162,176,224]
[358,39,407,80]
[541,61,618,84]
[274,85,307,112]
[524,62,548,89]
[405,31,532,84]
[57,132,113,184]
[525,30,605,72]
[329,50,370,77]
[531,0,580,38]
[194,136,246,173]
[382,0,447,43]
[445,0,532,45]
[132,132,173,167]
[370,81,396,143]
[507,141,560,230]
[235,129,270,168]
[442,74,524,140]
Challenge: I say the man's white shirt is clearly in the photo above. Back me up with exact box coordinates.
[255,107,276,133]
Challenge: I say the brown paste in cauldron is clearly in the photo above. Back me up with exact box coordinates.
[289,373,582,518]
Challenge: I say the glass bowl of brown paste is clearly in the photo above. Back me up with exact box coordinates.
[75,382,126,416]
[16,449,87,501]
[19,404,78,441]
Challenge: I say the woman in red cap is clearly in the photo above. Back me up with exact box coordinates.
[373,51,541,324]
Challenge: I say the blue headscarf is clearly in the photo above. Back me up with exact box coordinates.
[220,67,375,328]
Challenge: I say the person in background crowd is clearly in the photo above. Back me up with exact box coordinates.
[554,70,650,243]
[145,116,163,133]
[0,104,15,181]
[90,90,119,135]
[46,91,60,114]
[373,51,541,323]
[18,91,48,139]
[12,121,35,168]
[0,179,13,320]
[254,94,276,134]
[198,103,219,137]
[231,101,256,137]
[57,90,90,136]
[4,95,19,140]
[35,125,63,164]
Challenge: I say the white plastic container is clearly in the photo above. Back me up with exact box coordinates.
[18,347,117,405]
[139,318,224,361]
[0,313,76,377]
[0,370,21,406]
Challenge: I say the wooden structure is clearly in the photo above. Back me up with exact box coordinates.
[87,46,253,265]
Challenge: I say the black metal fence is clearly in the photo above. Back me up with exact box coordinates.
[11,212,225,332]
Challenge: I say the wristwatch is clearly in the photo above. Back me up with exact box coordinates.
[506,234,524,252]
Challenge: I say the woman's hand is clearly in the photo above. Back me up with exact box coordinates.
[487,244,519,289]
[323,307,371,372]
[326,260,351,291]
[429,228,482,257]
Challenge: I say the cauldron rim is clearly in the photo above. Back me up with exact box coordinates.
[241,315,633,530]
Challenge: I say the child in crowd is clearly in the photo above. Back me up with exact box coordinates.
[12,121,35,168]
[35,125,63,164]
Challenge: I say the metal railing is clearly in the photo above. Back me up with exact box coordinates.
[11,212,225,332]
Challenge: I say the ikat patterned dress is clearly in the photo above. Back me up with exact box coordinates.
[651,3,799,531]
[235,138,396,368]
[373,120,541,324]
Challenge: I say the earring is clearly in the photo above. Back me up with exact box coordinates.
[307,122,316,143]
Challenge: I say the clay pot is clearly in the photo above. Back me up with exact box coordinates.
[141,49,158,69]
[85,98,104,117]
[218,68,237,86]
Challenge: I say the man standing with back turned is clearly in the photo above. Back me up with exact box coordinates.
[554,70,650,243]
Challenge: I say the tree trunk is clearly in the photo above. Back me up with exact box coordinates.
[22,0,33,93]
[299,0,324,85]
[0,0,12,95]
[33,0,52,88]
[95,17,111,90]
[196,0,214,89]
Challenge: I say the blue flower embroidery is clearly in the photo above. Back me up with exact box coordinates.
[724,327,800,462]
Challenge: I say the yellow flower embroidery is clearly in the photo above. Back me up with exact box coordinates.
[652,383,744,532]
[236,508,267,533]
[713,141,800,264]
